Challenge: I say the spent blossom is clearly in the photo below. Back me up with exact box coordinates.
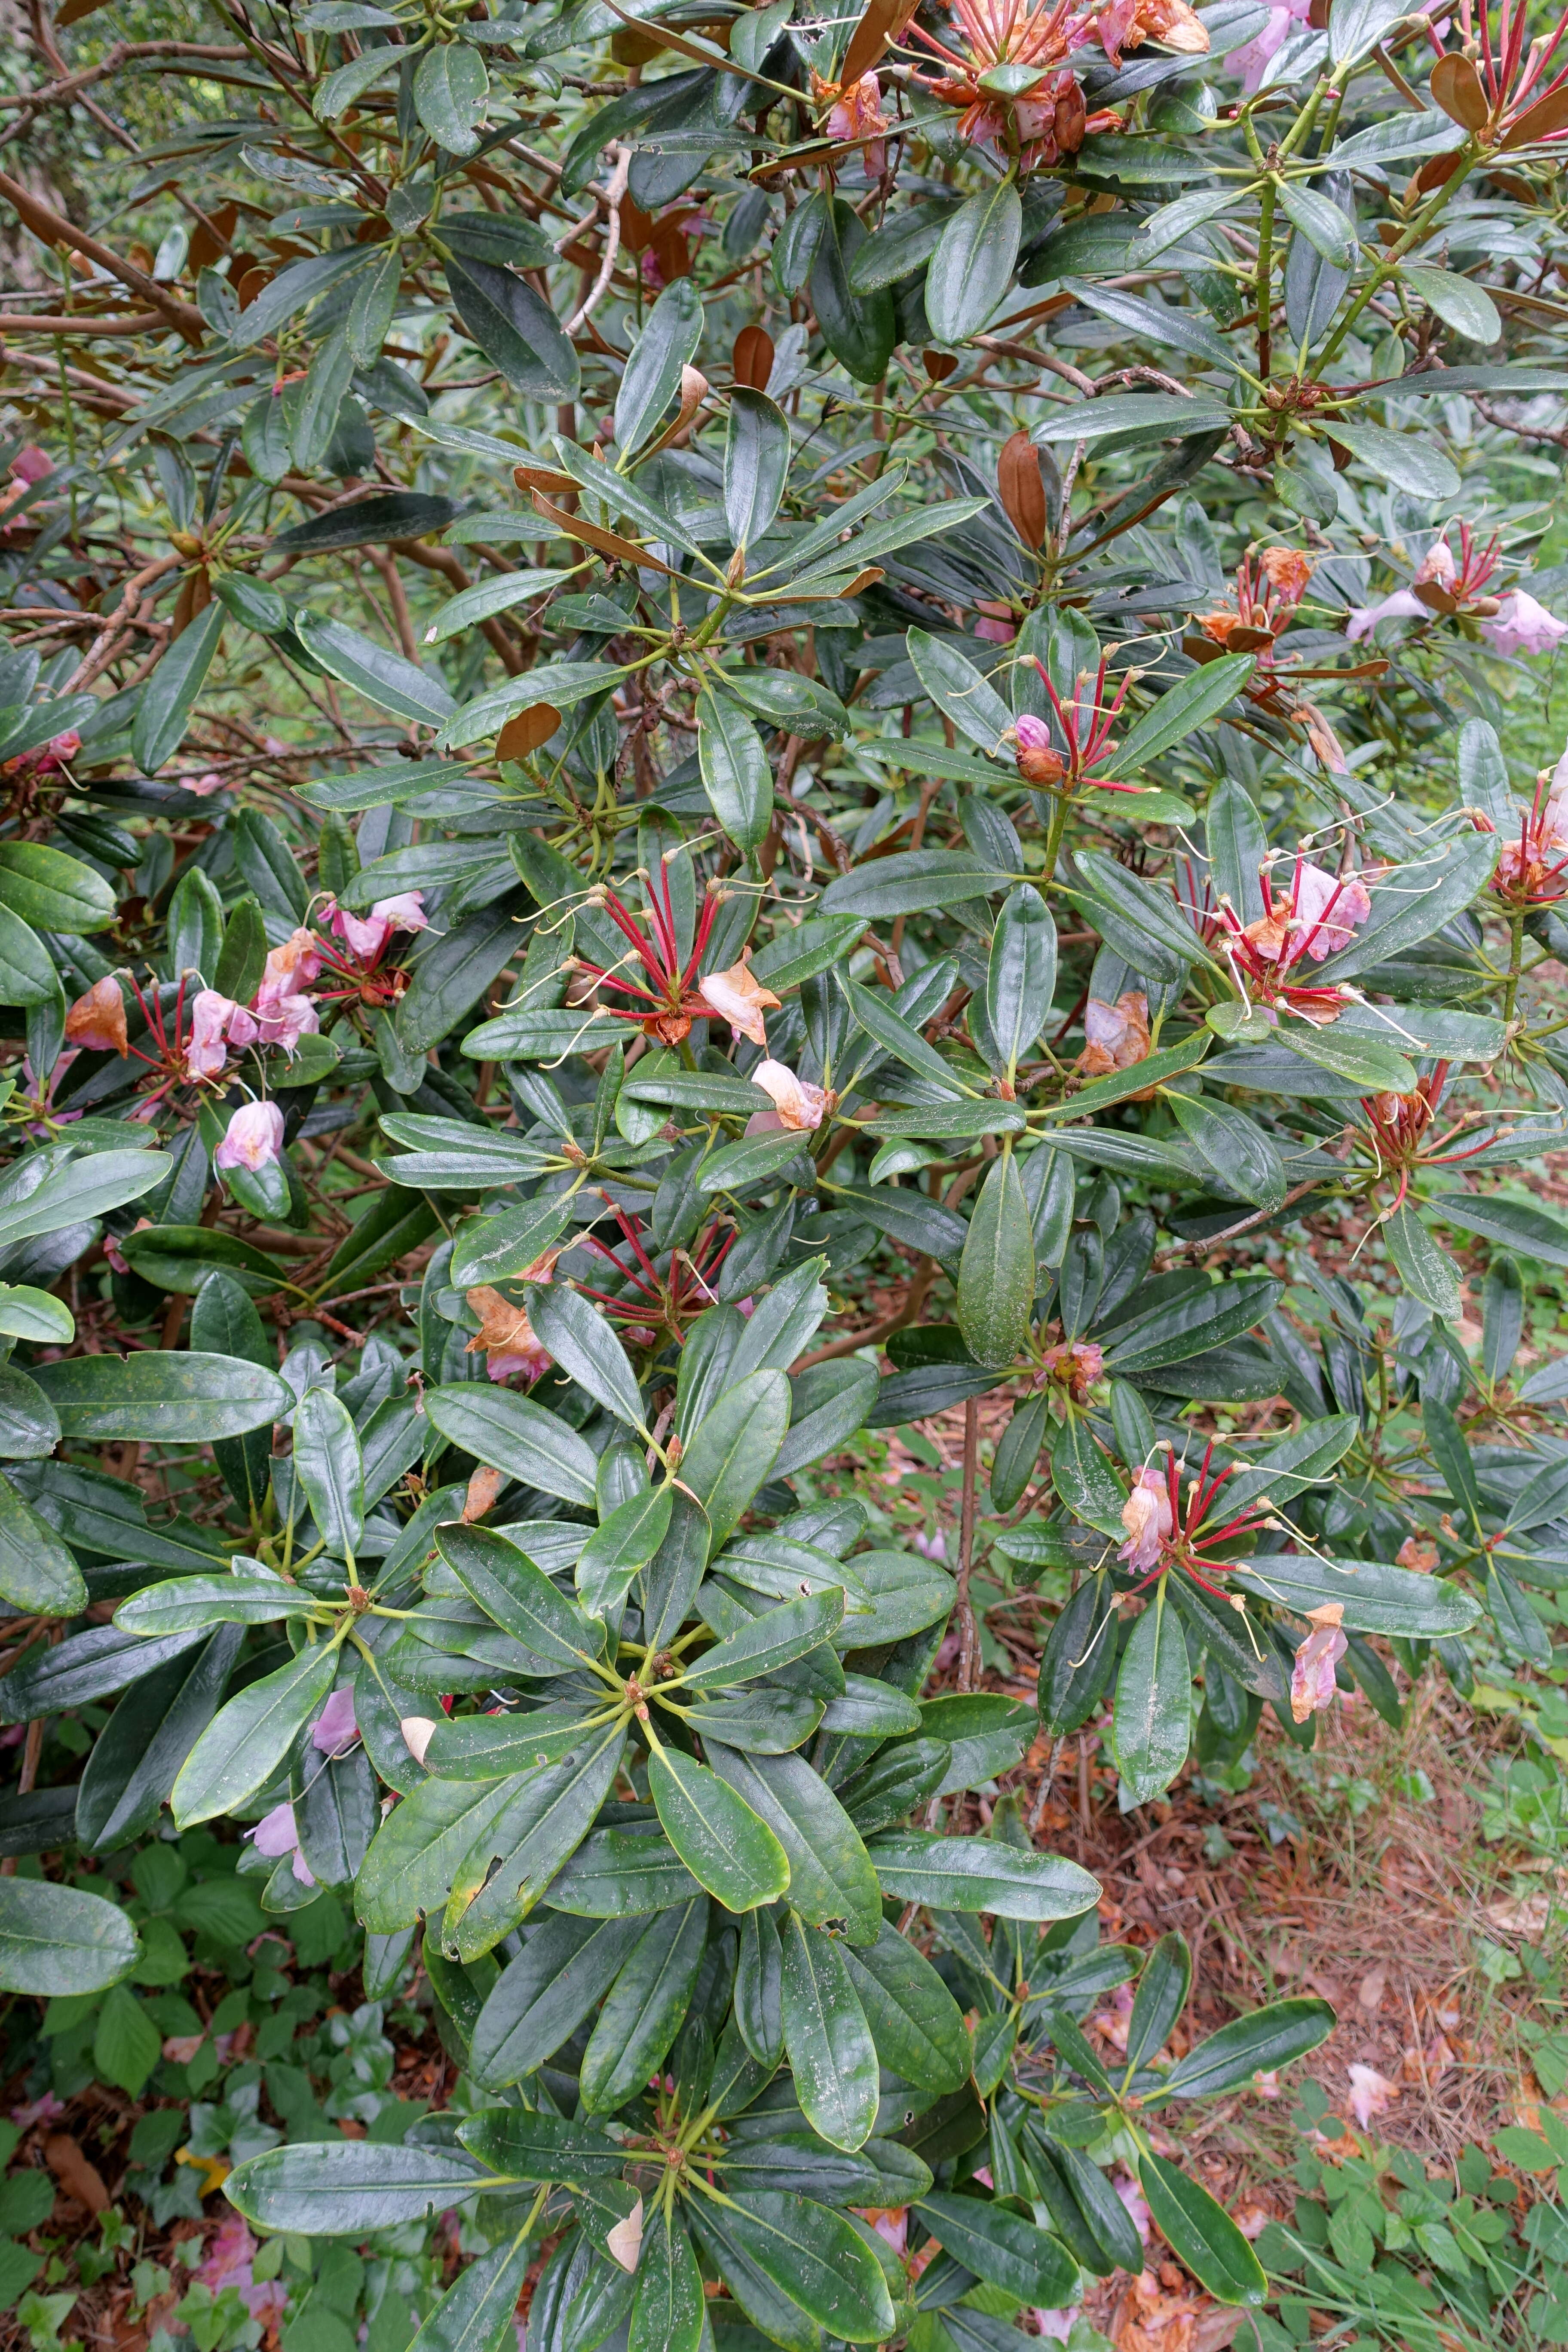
[1215,852,1373,1025]
[1289,1602,1348,1722]
[319,890,429,965]
[64,977,128,1057]
[699,952,781,1048]
[1080,991,1151,1075]
[750,1060,829,1132]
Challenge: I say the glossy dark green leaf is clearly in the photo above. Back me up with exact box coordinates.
[736,1902,784,2066]
[171,1635,341,1825]
[225,2142,490,2236]
[915,2192,1078,2308]
[1158,1996,1335,2101]
[957,1152,1034,1369]
[442,1724,628,1959]
[132,603,224,775]
[647,1745,790,1912]
[780,1911,879,2150]
[468,1913,646,2086]
[437,1522,600,1667]
[0,1877,140,1996]
[580,1895,708,2112]
[926,180,1021,343]
[1137,2151,1266,2304]
[445,255,579,401]
[526,1280,648,1431]
[32,1349,288,1441]
[714,2191,897,2343]
[681,1370,791,1550]
[425,1385,599,1510]
[839,1919,972,2093]
[809,200,894,386]
[866,1829,1099,1920]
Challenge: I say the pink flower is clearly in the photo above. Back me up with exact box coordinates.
[199,2213,289,2325]
[1346,2062,1396,2129]
[825,69,887,175]
[227,991,319,1055]
[1034,2315,1082,2345]
[179,771,227,798]
[9,447,52,485]
[1012,711,1067,787]
[184,989,237,1081]
[1118,1464,1172,1574]
[1481,588,1568,657]
[251,1799,314,1885]
[215,1100,285,1173]
[1345,589,1428,642]
[1229,0,1309,89]
[974,612,1017,645]
[1114,2171,1152,2244]
[1289,1602,1348,1722]
[749,1059,828,1131]
[912,1529,947,1561]
[257,928,324,1004]
[1292,861,1372,962]
[311,1689,358,1754]
[871,2212,906,2256]
[322,891,427,963]
[10,2093,64,2130]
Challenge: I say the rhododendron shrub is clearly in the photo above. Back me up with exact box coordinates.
[0,0,1565,2332]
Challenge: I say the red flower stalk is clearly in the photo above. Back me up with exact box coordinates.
[1118,1440,1277,1601]
[573,1204,735,1349]
[907,0,1123,162]
[1197,547,1313,662]
[1011,655,1134,790]
[1352,1062,1496,1210]
[570,873,726,1045]
[1487,770,1568,908]
[1213,852,1372,1025]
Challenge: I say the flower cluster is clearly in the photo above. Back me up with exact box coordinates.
[1486,746,1568,906]
[1009,654,1133,792]
[1197,545,1314,659]
[1212,852,1373,1024]
[908,0,1204,167]
[1348,527,1565,653]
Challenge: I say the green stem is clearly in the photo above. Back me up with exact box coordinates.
[1504,908,1525,1023]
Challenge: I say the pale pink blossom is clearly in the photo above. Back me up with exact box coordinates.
[227,991,319,1056]
[184,989,238,1081]
[1229,0,1309,90]
[699,954,780,1048]
[1291,862,1372,961]
[311,1689,358,1754]
[1415,539,1458,590]
[749,1059,828,1131]
[1289,1601,1348,1721]
[1347,2062,1396,2129]
[322,891,427,963]
[1033,2314,1082,2344]
[1481,588,1568,658]
[9,447,52,485]
[199,2212,289,2326]
[179,771,227,798]
[1118,1464,1173,1574]
[10,2093,64,2130]
[1346,589,1428,642]
[257,928,325,1004]
[251,1799,314,1886]
[1114,2171,1152,2244]
[871,2212,907,2257]
[216,1100,285,1173]
[912,1529,947,1562]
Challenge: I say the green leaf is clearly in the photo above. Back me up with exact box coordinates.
[455,2109,628,2180]
[698,685,773,853]
[680,1370,791,1550]
[1429,1191,1568,1269]
[580,1897,708,2112]
[449,1193,575,1288]
[172,1636,341,1825]
[275,493,465,558]
[630,2217,703,2352]
[413,40,488,153]
[115,1574,302,1637]
[914,2193,1078,2309]
[779,1911,879,2150]
[32,1350,288,1440]
[578,1483,674,1618]
[840,972,967,1095]
[713,2193,897,2343]
[293,1387,365,1565]
[809,200,894,386]
[0,1474,84,1616]
[707,1745,881,1943]
[1277,178,1357,263]
[405,2226,536,2352]
[726,388,791,552]
[1277,1023,1415,1092]
[525,1283,648,1432]
[445,255,580,402]
[1167,1092,1286,1212]
[1316,415,1460,501]
[1158,1997,1334,2100]
[985,885,1056,1078]
[957,1152,1035,1369]
[906,630,1014,754]
[0,1877,139,1996]
[443,1724,627,1959]
[1112,1582,1191,1806]
[0,907,63,1008]
[225,2142,490,2236]
[925,180,1022,343]
[616,279,703,454]
[315,43,403,116]
[93,1981,161,2095]
[838,1920,972,2094]
[468,1913,646,2084]
[1033,392,1231,444]
[1384,1203,1462,1320]
[424,1386,599,1511]
[294,614,456,727]
[131,603,224,775]
[646,1745,790,1911]
[1137,2151,1266,2304]
[437,1523,600,1668]
[1227,1553,1481,1635]
[695,1587,846,1687]
[870,1826,1100,1920]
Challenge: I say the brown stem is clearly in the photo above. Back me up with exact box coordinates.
[0,169,206,342]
